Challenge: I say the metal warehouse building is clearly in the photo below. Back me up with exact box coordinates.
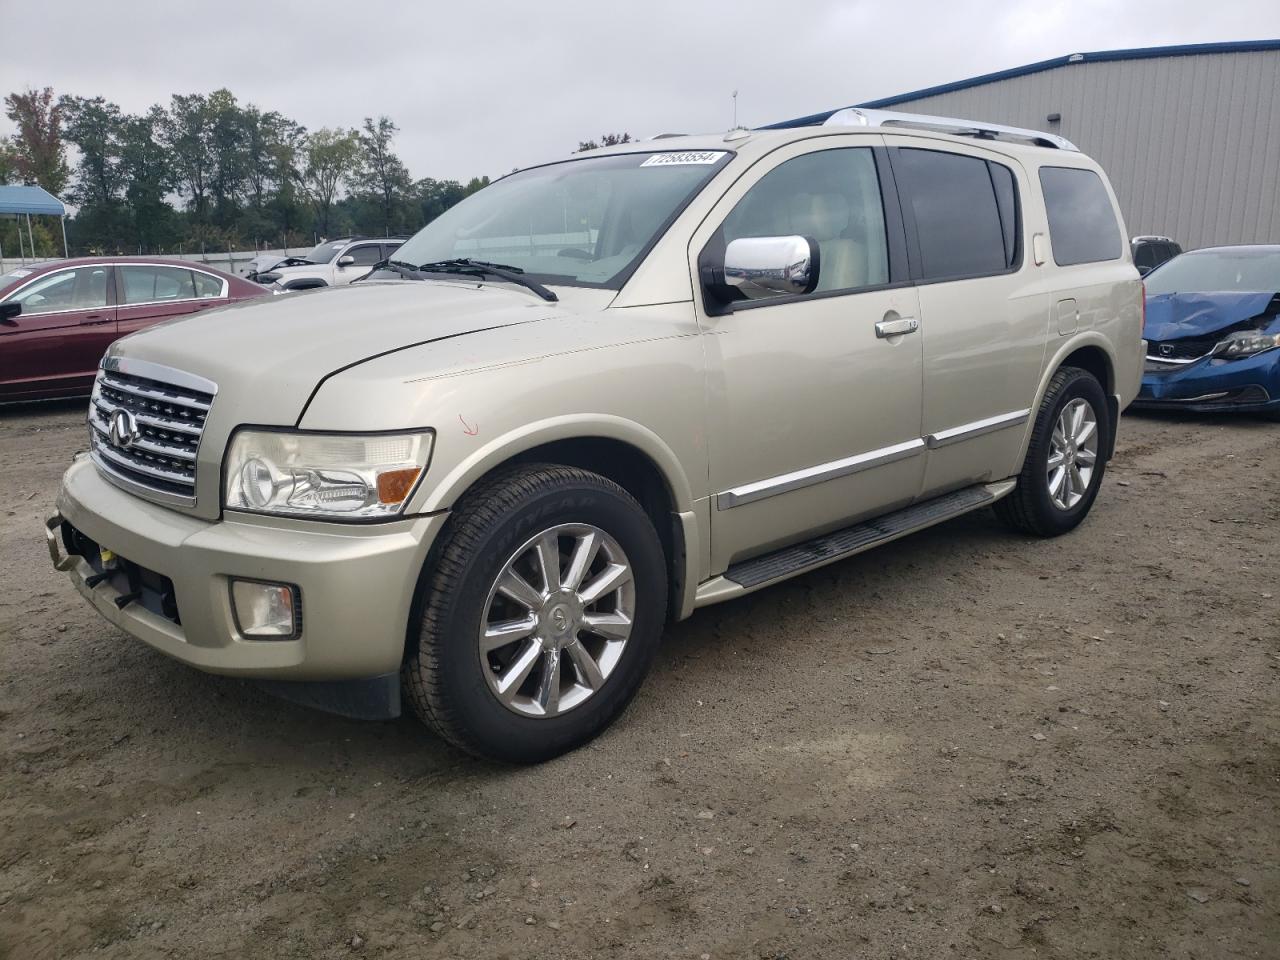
[781,40,1280,251]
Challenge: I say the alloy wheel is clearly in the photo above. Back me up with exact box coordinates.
[479,523,635,718]
[1046,397,1099,510]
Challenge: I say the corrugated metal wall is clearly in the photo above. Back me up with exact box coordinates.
[882,50,1280,250]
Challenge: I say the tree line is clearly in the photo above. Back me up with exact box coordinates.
[0,87,492,258]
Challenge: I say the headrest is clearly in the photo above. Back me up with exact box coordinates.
[789,193,850,241]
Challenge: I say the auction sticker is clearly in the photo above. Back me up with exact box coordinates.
[641,151,727,166]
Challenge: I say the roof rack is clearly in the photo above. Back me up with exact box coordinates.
[822,107,1078,151]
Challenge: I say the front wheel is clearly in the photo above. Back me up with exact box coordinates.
[995,366,1111,537]
[402,464,667,762]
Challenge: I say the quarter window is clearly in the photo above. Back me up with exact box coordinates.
[1038,167,1122,266]
[719,148,889,297]
[192,271,223,298]
[895,148,1018,281]
[120,265,197,304]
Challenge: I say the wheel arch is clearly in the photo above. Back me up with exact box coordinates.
[283,278,328,291]
[413,416,700,621]
[1022,334,1120,463]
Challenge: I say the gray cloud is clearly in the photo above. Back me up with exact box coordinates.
[3,0,1278,182]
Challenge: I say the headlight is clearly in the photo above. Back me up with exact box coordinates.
[223,429,432,520]
[1213,329,1280,359]
[257,271,281,284]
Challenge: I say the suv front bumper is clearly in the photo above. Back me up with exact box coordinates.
[51,455,444,684]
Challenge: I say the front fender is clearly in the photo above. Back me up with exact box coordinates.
[411,414,697,516]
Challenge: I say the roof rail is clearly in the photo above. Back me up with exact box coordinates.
[823,107,1078,151]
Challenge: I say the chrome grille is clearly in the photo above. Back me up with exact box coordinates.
[88,359,217,506]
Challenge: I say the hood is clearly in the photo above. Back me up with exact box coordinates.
[106,279,564,425]
[269,260,324,276]
[1144,291,1279,342]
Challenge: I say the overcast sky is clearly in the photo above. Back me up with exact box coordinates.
[2,0,1278,183]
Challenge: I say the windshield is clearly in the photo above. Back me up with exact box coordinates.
[392,151,732,289]
[303,241,346,264]
[1145,247,1280,295]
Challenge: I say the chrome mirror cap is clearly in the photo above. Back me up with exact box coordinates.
[723,236,820,299]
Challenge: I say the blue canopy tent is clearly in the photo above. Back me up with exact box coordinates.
[0,184,69,266]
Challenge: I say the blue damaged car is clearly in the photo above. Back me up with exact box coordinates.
[1137,245,1280,418]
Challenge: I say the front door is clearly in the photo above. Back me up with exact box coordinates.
[691,141,925,571]
[0,264,117,401]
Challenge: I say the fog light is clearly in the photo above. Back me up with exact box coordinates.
[231,579,300,639]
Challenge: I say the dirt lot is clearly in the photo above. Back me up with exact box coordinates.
[0,401,1276,960]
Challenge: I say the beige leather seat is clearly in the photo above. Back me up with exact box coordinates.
[789,193,867,292]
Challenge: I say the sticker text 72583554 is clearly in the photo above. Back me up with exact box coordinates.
[640,152,727,167]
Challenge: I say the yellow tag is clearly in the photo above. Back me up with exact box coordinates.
[99,548,116,564]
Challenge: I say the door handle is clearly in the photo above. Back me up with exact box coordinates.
[79,315,112,326]
[875,317,919,338]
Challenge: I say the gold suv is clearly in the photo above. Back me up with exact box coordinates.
[48,109,1144,762]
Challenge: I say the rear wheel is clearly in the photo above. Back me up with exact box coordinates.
[995,367,1111,537]
[403,464,667,762]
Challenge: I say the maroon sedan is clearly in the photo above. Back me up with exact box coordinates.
[0,257,269,402]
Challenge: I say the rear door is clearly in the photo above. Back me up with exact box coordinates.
[116,263,210,337]
[884,139,1044,496]
[0,264,116,400]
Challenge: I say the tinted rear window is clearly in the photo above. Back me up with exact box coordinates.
[1039,167,1121,266]
[895,148,1018,281]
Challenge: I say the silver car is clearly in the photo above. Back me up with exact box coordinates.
[48,110,1143,762]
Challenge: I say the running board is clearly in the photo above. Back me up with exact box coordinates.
[723,486,997,590]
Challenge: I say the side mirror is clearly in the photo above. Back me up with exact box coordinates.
[0,301,21,325]
[337,255,356,268]
[720,236,820,301]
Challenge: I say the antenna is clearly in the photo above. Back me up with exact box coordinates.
[731,90,739,130]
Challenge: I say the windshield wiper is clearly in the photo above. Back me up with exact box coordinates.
[351,258,421,283]
[416,258,558,302]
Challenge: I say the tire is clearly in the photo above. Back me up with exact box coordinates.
[402,464,667,762]
[995,366,1111,537]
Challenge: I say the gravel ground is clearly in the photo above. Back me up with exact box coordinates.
[0,401,1276,960]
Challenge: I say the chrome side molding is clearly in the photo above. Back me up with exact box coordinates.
[716,438,925,510]
[926,409,1030,449]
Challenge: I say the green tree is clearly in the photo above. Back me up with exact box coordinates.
[575,132,632,153]
[206,89,248,231]
[120,108,178,253]
[354,116,412,236]
[60,96,129,251]
[159,93,216,243]
[0,136,18,183]
[3,87,70,193]
[60,96,125,205]
[301,127,359,237]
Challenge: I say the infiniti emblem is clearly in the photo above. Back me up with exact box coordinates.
[1159,344,1174,357]
[108,408,141,449]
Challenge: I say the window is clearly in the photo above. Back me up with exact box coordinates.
[120,265,197,304]
[381,242,403,260]
[1038,167,1121,266]
[1134,244,1156,270]
[346,245,383,267]
[895,149,1017,281]
[5,267,109,315]
[719,148,889,297]
[192,271,223,298]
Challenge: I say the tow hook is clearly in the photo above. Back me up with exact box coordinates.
[45,511,77,571]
